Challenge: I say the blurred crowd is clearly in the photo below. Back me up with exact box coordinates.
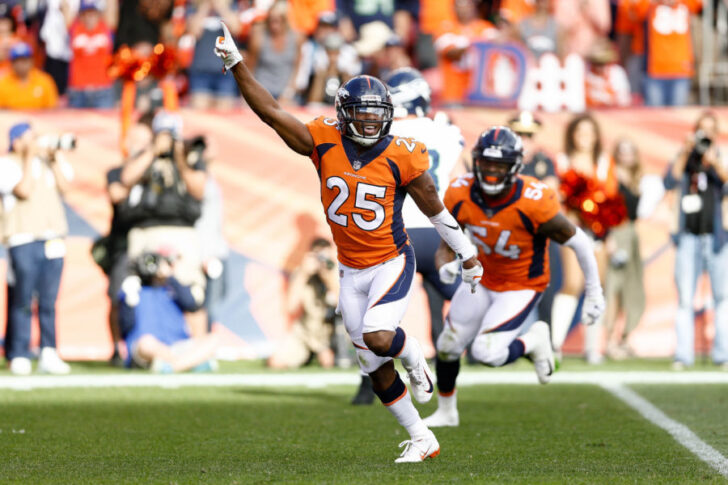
[0,0,726,110]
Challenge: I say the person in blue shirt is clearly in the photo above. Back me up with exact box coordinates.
[119,250,220,372]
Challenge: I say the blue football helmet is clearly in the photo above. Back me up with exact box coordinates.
[335,75,393,147]
[472,126,524,196]
[384,67,431,118]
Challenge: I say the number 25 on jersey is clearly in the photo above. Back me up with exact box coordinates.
[326,177,387,231]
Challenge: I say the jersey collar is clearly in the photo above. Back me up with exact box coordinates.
[470,177,524,218]
[341,134,394,172]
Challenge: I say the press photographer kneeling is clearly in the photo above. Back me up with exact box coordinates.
[119,251,219,373]
[664,111,728,369]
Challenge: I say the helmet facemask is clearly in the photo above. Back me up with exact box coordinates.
[339,104,393,147]
[473,154,523,197]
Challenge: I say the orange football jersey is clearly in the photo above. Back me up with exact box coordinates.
[443,173,561,292]
[306,116,429,269]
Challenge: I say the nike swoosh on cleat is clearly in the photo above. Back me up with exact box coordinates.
[426,374,434,393]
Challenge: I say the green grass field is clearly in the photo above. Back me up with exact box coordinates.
[1,359,727,484]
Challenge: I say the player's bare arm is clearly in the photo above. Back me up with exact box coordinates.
[536,212,576,244]
[215,22,313,156]
[538,212,605,325]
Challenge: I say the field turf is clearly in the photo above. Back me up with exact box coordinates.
[0,360,726,484]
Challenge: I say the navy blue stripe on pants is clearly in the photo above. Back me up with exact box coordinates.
[5,241,64,359]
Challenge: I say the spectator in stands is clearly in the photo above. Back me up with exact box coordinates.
[121,111,209,337]
[187,0,242,110]
[268,238,338,369]
[615,0,646,101]
[295,11,361,104]
[509,111,560,327]
[435,0,498,106]
[627,0,702,107]
[352,21,398,77]
[336,0,396,42]
[584,37,631,108]
[416,0,456,70]
[288,0,334,36]
[114,0,171,52]
[517,0,561,60]
[0,6,21,75]
[247,1,301,102]
[0,42,58,109]
[554,0,611,58]
[552,113,615,364]
[40,0,74,95]
[664,111,728,370]
[0,122,74,375]
[500,0,536,26]
[67,0,115,108]
[119,250,220,372]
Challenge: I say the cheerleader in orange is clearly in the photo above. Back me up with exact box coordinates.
[552,113,625,364]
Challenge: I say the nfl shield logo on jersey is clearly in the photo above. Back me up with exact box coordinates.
[353,160,362,171]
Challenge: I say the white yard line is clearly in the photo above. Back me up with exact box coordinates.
[601,383,728,479]
[1,370,727,390]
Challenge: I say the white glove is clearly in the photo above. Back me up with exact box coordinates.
[582,289,606,326]
[214,21,243,71]
[438,260,460,285]
[461,260,483,294]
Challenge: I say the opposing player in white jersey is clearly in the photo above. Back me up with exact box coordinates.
[350,68,467,405]
[387,68,467,340]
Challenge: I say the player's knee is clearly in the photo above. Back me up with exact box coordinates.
[470,336,507,367]
[436,327,463,362]
[363,330,394,356]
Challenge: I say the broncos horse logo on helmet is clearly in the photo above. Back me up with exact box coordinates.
[472,126,524,196]
[384,67,431,119]
[335,75,394,147]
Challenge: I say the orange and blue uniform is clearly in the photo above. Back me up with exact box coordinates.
[443,173,561,292]
[305,116,429,269]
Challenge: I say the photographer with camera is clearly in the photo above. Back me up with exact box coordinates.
[121,111,209,337]
[0,122,74,375]
[268,238,339,370]
[664,111,728,370]
[118,250,219,372]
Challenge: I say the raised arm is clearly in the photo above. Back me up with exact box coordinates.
[215,21,314,156]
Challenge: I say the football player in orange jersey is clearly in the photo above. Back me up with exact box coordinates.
[214,22,483,462]
[423,127,606,428]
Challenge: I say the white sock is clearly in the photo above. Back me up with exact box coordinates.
[519,330,540,355]
[551,293,579,351]
[397,334,425,370]
[438,390,457,413]
[387,389,429,439]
